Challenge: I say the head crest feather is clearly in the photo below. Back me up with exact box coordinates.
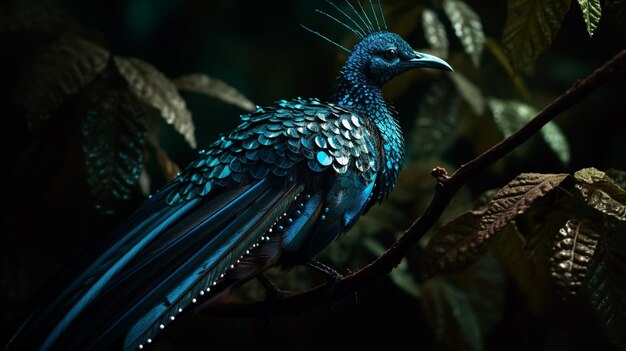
[302,0,388,52]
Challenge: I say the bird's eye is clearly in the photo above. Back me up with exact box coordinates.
[382,49,398,62]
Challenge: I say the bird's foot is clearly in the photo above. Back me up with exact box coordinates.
[257,273,289,301]
[256,274,290,327]
[305,260,357,311]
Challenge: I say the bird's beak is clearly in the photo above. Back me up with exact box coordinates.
[408,51,453,72]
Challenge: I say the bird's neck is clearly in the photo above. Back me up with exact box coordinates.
[331,69,405,198]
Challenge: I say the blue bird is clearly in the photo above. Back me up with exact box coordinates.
[8,1,452,350]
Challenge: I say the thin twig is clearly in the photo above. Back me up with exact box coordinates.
[206,49,626,317]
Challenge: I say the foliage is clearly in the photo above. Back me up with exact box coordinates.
[2,0,625,351]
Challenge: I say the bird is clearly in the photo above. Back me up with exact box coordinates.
[7,1,452,350]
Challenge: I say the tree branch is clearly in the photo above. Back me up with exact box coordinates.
[207,49,626,317]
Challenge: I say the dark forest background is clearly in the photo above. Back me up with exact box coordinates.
[1,0,626,350]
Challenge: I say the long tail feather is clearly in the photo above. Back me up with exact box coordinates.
[9,178,305,350]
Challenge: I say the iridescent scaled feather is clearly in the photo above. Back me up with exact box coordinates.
[7,1,452,350]
[167,98,377,205]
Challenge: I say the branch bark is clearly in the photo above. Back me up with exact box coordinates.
[207,49,626,317]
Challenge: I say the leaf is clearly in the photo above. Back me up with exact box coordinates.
[17,36,109,129]
[479,173,570,241]
[81,90,146,213]
[412,79,461,158]
[423,210,485,277]
[539,120,571,165]
[576,0,602,36]
[550,219,600,298]
[483,38,530,100]
[425,173,569,276]
[607,168,626,189]
[421,279,483,351]
[585,221,626,350]
[173,73,256,112]
[449,73,485,115]
[421,251,505,351]
[575,168,626,221]
[502,0,571,71]
[114,57,196,148]
[442,0,485,67]
[492,221,553,314]
[487,98,570,164]
[421,9,449,59]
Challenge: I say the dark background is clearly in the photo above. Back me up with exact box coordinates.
[1,0,625,350]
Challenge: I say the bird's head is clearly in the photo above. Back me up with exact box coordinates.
[302,1,452,88]
[347,31,452,86]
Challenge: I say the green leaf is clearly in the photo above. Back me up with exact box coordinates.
[550,219,600,298]
[421,8,449,59]
[487,98,570,164]
[172,73,256,112]
[502,0,571,71]
[421,279,483,351]
[539,120,571,164]
[575,168,626,221]
[576,0,602,36]
[449,73,485,115]
[114,57,197,148]
[421,252,505,351]
[412,79,461,158]
[585,221,626,350]
[81,90,146,213]
[442,0,485,67]
[17,36,109,129]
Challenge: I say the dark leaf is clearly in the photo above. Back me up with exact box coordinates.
[425,173,569,276]
[479,173,570,241]
[421,251,505,351]
[17,36,109,128]
[575,168,626,221]
[412,79,461,157]
[173,73,256,112]
[81,90,146,213]
[449,73,485,115]
[576,0,602,36]
[442,0,485,67]
[1,0,78,34]
[423,210,485,277]
[421,279,482,351]
[421,9,449,59]
[483,38,530,99]
[585,220,626,350]
[550,219,600,298]
[492,221,553,314]
[114,56,196,148]
[607,169,626,189]
[502,0,571,71]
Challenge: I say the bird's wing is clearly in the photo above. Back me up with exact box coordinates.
[8,98,378,351]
